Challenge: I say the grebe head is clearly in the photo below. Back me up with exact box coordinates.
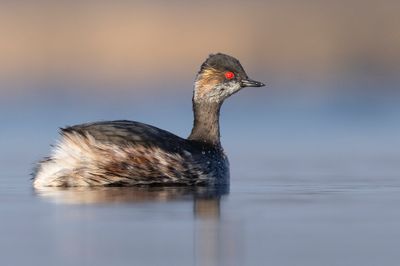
[193,53,265,103]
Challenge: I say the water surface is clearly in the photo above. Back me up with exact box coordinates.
[1,99,400,266]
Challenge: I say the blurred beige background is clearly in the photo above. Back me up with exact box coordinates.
[0,0,399,99]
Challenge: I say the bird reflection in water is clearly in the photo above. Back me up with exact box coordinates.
[34,185,240,266]
[193,188,242,266]
[34,185,229,205]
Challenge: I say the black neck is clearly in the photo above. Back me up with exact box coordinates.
[188,100,222,146]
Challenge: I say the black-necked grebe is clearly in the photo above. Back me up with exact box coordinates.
[33,53,265,187]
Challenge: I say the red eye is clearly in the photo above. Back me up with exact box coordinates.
[225,71,235,80]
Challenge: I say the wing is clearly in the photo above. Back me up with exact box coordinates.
[61,120,190,153]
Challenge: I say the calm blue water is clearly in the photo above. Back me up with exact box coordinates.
[1,91,400,266]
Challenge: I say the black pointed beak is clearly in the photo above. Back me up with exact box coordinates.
[241,78,265,88]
